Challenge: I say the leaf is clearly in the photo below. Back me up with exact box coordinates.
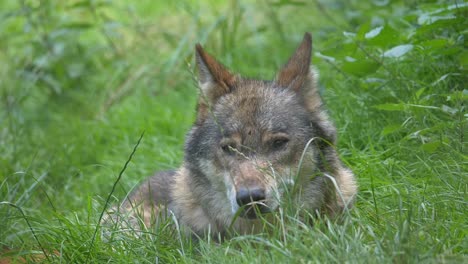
[41,75,62,94]
[271,0,306,6]
[365,26,383,39]
[459,51,468,67]
[439,46,463,56]
[320,42,358,61]
[383,44,413,58]
[381,124,401,136]
[421,141,441,153]
[67,63,85,79]
[368,26,400,47]
[432,73,461,86]
[343,31,356,38]
[315,52,336,63]
[356,22,371,40]
[441,105,458,115]
[415,17,465,35]
[68,1,110,8]
[373,0,390,7]
[365,77,386,84]
[374,103,406,111]
[68,1,92,8]
[419,39,449,51]
[62,23,94,30]
[359,25,400,47]
[446,89,468,101]
[415,87,426,99]
[418,14,456,25]
[417,3,468,25]
[341,58,380,77]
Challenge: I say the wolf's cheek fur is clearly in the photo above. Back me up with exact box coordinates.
[197,159,235,215]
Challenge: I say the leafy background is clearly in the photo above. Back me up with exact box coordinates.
[0,0,466,263]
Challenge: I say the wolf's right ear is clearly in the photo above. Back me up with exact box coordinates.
[195,44,237,101]
[194,44,237,123]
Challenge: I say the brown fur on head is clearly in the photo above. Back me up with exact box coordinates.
[195,33,326,129]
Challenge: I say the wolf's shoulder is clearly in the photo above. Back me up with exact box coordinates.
[128,169,177,205]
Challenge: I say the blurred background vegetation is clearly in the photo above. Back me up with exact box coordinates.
[0,0,466,262]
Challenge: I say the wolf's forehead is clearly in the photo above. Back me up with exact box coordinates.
[214,85,301,133]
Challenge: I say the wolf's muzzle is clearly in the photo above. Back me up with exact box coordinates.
[236,187,271,219]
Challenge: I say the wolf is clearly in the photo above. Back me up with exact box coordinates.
[106,33,357,237]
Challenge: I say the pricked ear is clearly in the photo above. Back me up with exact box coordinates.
[276,33,322,111]
[195,44,236,98]
[194,44,237,123]
[276,33,312,91]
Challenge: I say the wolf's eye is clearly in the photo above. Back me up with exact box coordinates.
[220,142,237,155]
[271,138,289,151]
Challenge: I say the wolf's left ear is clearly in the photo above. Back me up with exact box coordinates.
[276,33,312,91]
[276,33,322,111]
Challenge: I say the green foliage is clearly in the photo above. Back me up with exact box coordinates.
[0,0,466,263]
[1,1,120,96]
[319,1,466,157]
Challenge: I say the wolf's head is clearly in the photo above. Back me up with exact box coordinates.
[185,33,337,221]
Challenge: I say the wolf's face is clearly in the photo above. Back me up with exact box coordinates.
[185,34,336,220]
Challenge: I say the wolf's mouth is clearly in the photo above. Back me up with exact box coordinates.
[239,202,272,219]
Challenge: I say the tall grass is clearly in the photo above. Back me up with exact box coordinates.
[0,0,466,263]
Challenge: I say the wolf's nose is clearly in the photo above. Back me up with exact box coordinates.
[236,188,266,207]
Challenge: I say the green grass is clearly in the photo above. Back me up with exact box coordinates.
[0,0,466,263]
